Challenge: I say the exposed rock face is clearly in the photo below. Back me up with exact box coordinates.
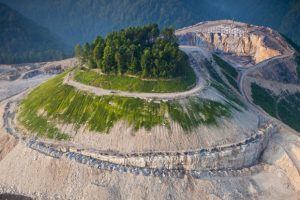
[0,58,77,81]
[4,101,276,172]
[176,20,292,65]
[197,32,281,64]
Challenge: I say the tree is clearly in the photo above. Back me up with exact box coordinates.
[102,45,116,73]
[93,37,105,68]
[161,27,177,44]
[75,44,82,57]
[77,24,189,78]
[115,46,127,75]
[82,42,91,65]
[141,49,152,77]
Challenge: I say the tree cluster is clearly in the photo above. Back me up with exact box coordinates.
[75,24,189,78]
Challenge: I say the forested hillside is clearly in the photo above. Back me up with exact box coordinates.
[0,0,299,46]
[0,3,69,64]
[76,24,189,78]
[0,0,225,45]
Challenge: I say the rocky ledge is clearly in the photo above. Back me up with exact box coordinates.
[3,101,277,178]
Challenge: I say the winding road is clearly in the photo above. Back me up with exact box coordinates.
[238,50,300,174]
[239,53,293,112]
[1,37,298,179]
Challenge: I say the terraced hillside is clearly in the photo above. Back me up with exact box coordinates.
[0,21,300,199]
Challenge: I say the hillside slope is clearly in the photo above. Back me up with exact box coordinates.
[0,0,224,45]
[0,3,69,64]
[0,0,299,46]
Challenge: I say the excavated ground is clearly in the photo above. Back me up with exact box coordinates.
[0,21,299,199]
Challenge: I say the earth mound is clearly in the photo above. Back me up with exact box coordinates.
[0,20,299,199]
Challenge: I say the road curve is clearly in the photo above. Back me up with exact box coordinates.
[239,53,293,113]
[238,51,300,136]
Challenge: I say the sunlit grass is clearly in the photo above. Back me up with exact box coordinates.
[73,67,196,93]
[18,73,232,139]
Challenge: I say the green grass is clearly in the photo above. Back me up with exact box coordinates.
[251,83,277,117]
[204,59,226,85]
[251,83,300,132]
[203,59,244,109]
[213,54,238,79]
[222,72,240,91]
[18,73,232,139]
[20,111,70,140]
[73,66,196,93]
[168,97,230,131]
[277,93,300,132]
[213,54,239,91]
[211,81,245,110]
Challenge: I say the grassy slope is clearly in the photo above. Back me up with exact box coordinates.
[203,59,244,109]
[251,83,300,132]
[277,93,300,132]
[251,83,277,117]
[19,73,231,139]
[213,54,239,91]
[74,66,196,93]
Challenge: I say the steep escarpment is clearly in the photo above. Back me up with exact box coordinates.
[176,20,292,65]
[4,100,276,172]
[197,32,281,64]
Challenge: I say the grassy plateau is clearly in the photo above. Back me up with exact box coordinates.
[18,72,232,140]
[73,66,196,93]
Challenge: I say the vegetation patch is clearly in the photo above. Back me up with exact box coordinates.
[74,67,196,93]
[277,93,300,132]
[19,73,231,139]
[213,54,239,91]
[251,83,300,132]
[213,54,238,78]
[75,24,191,79]
[204,59,226,85]
[222,72,240,91]
[203,58,244,108]
[211,81,244,110]
[19,110,70,140]
[168,97,230,131]
[251,83,277,117]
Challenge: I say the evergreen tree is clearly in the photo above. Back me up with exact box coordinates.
[102,45,116,73]
[115,46,127,75]
[78,24,189,78]
[93,37,105,68]
[74,44,83,63]
[141,49,152,77]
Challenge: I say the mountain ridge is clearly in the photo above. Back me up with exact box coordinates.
[0,0,299,46]
[0,3,70,64]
